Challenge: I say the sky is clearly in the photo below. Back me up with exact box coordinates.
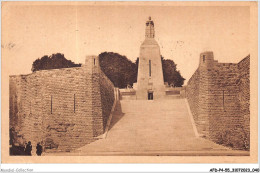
[2,3,250,84]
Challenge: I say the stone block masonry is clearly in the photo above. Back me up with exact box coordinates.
[237,56,250,148]
[186,52,250,150]
[9,56,115,152]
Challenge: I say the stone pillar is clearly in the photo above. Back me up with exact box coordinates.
[84,55,100,74]
[197,51,215,137]
[84,55,104,137]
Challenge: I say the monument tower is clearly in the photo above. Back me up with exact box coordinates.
[136,17,165,100]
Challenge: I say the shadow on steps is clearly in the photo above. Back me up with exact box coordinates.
[108,101,125,131]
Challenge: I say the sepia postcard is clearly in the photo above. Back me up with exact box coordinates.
[1,1,258,164]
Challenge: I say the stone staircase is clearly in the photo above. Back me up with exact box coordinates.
[48,98,249,156]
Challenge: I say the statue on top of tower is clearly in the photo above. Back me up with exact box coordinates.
[145,16,155,38]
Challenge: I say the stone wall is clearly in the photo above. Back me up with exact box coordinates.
[9,56,115,152]
[186,69,200,132]
[238,56,250,148]
[99,70,115,133]
[186,52,250,150]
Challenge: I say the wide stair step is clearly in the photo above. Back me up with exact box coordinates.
[60,98,250,156]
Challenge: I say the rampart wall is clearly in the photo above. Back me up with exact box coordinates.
[9,56,115,152]
[186,52,250,150]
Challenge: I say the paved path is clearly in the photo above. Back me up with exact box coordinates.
[54,98,248,156]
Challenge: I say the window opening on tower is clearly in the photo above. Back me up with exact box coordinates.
[149,60,151,77]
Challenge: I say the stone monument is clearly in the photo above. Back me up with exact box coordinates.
[135,17,165,100]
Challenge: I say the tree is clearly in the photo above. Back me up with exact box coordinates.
[99,52,137,88]
[161,56,185,87]
[99,52,185,88]
[31,52,185,88]
[31,53,81,72]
